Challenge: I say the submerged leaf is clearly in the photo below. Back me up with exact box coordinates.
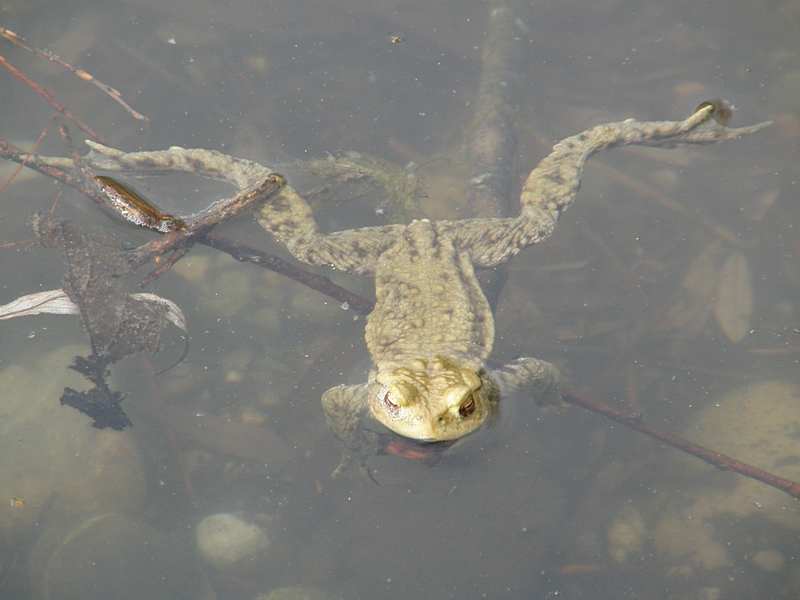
[661,240,725,338]
[713,252,753,343]
[0,289,188,336]
[0,289,78,319]
[682,240,726,302]
[131,293,188,334]
[743,189,779,222]
[30,212,188,363]
[286,151,425,224]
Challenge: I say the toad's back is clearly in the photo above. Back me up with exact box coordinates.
[364,219,495,371]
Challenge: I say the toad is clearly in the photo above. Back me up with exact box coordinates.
[68,102,770,478]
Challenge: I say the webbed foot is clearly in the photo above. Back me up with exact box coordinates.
[331,459,378,484]
[331,432,381,484]
[492,357,564,409]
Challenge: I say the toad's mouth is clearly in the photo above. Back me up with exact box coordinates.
[363,428,457,466]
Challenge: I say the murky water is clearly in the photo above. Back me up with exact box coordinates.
[0,1,798,598]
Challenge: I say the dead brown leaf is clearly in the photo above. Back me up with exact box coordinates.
[713,252,753,343]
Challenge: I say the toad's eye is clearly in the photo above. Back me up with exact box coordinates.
[459,396,475,418]
[379,386,398,408]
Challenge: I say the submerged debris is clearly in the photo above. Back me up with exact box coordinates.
[0,213,188,429]
[287,151,424,224]
[661,239,754,347]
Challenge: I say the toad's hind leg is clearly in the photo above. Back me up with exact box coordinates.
[257,185,402,276]
[455,103,771,269]
[40,140,401,277]
[518,102,770,224]
[79,141,276,189]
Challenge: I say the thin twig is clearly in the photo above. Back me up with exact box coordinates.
[125,174,284,275]
[138,247,191,287]
[201,232,376,316]
[0,103,63,193]
[59,124,97,183]
[0,28,148,122]
[589,160,741,246]
[0,139,94,194]
[0,55,107,144]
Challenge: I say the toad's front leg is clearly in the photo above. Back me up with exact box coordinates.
[489,357,564,410]
[321,383,381,481]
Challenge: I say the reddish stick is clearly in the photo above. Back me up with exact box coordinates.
[562,387,800,500]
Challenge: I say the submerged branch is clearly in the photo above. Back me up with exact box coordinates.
[464,3,529,308]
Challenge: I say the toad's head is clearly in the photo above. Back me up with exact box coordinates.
[368,356,496,441]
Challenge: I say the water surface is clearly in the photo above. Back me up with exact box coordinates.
[0,1,797,598]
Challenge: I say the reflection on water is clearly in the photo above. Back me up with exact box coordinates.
[0,0,797,598]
